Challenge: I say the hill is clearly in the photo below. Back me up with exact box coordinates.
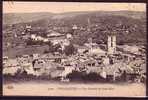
[3,12,54,25]
[3,11,146,46]
[3,11,146,25]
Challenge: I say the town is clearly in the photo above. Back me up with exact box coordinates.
[3,15,146,83]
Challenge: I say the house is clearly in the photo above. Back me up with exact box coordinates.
[36,36,44,41]
[3,58,21,75]
[118,45,140,55]
[3,66,21,76]
[62,39,70,46]
[43,38,49,42]
[74,45,89,54]
[26,25,31,29]
[3,58,19,67]
[33,59,46,70]
[66,33,73,39]
[25,25,32,32]
[47,31,65,37]
[98,62,129,81]
[102,57,110,65]
[32,53,39,59]
[50,37,67,46]
[84,43,106,55]
[16,54,31,66]
[89,46,106,55]
[124,61,146,82]
[3,56,8,65]
[72,24,78,30]
[59,67,75,78]
[31,34,36,40]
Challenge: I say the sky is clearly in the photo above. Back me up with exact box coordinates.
[3,1,146,13]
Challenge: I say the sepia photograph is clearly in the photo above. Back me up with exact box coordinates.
[2,1,147,97]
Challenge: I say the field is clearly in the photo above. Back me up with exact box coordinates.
[3,81,146,97]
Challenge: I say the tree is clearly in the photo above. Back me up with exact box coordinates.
[64,43,76,56]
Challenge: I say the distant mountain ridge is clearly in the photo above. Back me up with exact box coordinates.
[3,12,54,25]
[3,11,146,25]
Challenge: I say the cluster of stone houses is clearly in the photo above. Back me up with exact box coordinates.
[3,31,146,82]
[3,24,146,82]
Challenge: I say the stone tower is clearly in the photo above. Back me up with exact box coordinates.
[107,34,116,54]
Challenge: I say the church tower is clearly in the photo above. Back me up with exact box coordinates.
[107,33,116,54]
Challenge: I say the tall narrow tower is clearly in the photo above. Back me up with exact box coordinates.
[87,18,91,32]
[107,33,116,54]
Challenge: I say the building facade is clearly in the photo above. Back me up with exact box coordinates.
[107,35,116,54]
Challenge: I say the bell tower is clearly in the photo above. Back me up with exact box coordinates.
[107,33,116,54]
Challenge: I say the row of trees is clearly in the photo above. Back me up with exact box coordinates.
[26,39,76,56]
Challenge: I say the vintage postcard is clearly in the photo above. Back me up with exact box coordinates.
[2,1,146,97]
